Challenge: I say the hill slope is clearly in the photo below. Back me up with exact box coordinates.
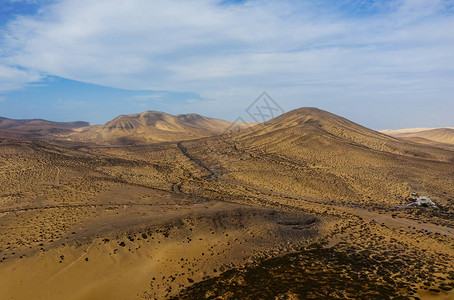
[0,117,89,139]
[70,111,248,145]
[383,128,454,145]
[181,107,454,206]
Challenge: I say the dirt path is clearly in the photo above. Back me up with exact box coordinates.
[48,240,96,281]
[0,201,202,214]
[175,141,453,241]
[55,166,60,186]
[337,206,452,238]
[177,141,217,179]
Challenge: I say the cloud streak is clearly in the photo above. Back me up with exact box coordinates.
[0,64,42,92]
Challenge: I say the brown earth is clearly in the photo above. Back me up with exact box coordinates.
[67,111,251,145]
[0,116,89,139]
[0,111,252,145]
[0,107,453,299]
[383,127,454,146]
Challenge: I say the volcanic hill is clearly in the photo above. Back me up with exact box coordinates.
[69,111,248,145]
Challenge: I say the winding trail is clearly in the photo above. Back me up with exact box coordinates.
[175,140,453,239]
[0,142,214,215]
[55,166,60,186]
[5,141,449,240]
[177,141,217,179]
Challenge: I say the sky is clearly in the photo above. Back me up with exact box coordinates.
[0,0,453,129]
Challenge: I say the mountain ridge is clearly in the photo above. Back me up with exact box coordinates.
[382,127,454,145]
[0,116,89,139]
[183,107,454,206]
[69,110,250,145]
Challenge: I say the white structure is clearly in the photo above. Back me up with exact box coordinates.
[406,196,436,207]
[415,196,436,207]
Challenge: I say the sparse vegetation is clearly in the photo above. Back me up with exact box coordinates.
[0,108,453,299]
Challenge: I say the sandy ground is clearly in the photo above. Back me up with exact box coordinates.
[1,135,454,299]
[0,185,324,299]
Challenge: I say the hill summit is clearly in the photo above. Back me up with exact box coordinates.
[71,111,247,145]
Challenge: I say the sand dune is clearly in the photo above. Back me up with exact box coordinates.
[382,127,454,145]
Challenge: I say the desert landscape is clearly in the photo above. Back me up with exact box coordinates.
[382,128,454,148]
[0,107,453,299]
[1,1,453,299]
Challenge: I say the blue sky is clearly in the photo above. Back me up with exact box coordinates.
[0,0,453,129]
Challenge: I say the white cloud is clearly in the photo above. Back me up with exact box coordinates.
[0,64,42,92]
[7,0,40,3]
[127,93,167,102]
[1,0,454,117]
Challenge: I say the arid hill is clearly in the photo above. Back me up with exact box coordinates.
[181,107,454,206]
[0,111,251,145]
[0,116,89,139]
[1,107,453,299]
[236,108,454,159]
[382,127,454,146]
[68,111,249,145]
